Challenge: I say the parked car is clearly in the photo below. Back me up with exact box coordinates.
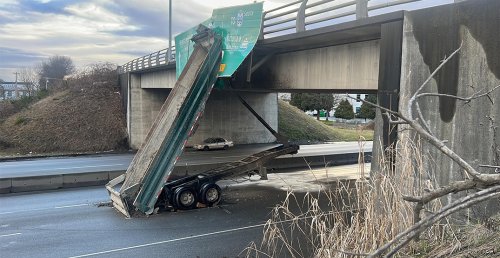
[194,137,234,151]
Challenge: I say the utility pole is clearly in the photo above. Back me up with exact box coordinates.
[13,72,19,99]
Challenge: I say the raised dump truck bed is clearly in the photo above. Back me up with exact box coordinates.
[106,26,223,217]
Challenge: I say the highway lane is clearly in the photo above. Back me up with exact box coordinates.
[0,142,372,178]
[0,165,361,258]
[0,186,266,258]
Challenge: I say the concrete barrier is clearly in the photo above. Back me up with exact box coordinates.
[63,171,114,188]
[0,178,12,194]
[269,152,372,170]
[11,175,63,193]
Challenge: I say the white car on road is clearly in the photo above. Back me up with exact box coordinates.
[194,137,234,151]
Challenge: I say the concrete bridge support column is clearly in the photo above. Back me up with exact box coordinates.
[128,74,171,149]
[372,20,403,175]
[398,0,500,216]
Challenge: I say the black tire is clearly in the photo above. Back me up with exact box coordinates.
[199,183,222,206]
[223,145,229,150]
[172,186,198,210]
[203,146,209,151]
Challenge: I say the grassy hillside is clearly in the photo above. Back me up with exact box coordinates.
[0,71,127,154]
[278,100,373,142]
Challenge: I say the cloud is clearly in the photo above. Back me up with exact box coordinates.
[0,47,46,68]
[0,48,46,80]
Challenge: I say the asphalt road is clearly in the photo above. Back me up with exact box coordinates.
[0,167,355,258]
[0,142,372,178]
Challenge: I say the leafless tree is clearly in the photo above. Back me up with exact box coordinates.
[39,55,75,90]
[18,66,40,96]
[349,46,500,257]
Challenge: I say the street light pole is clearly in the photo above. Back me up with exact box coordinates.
[169,0,172,61]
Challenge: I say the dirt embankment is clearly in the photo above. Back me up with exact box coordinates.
[0,75,127,154]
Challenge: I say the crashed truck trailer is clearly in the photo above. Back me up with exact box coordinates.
[106,25,298,217]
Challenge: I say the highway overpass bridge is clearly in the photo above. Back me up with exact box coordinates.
[118,0,499,192]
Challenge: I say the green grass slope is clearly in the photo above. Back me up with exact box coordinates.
[278,100,373,142]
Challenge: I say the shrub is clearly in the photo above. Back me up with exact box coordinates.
[14,116,28,125]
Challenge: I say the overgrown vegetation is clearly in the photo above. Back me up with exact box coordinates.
[0,63,127,154]
[245,136,499,257]
[0,93,49,122]
[278,100,373,143]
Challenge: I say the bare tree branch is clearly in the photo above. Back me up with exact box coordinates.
[415,102,433,136]
[415,84,500,103]
[407,44,463,120]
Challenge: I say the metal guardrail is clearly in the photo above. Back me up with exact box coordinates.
[118,47,175,74]
[261,0,423,38]
[120,0,439,74]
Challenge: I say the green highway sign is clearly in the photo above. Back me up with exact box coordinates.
[175,2,263,78]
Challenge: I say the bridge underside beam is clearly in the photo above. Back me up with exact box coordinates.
[232,40,380,92]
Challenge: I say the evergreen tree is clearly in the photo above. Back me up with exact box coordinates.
[334,99,355,119]
[358,94,377,120]
[290,93,336,120]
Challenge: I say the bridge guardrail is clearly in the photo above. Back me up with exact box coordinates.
[261,0,424,39]
[118,47,175,74]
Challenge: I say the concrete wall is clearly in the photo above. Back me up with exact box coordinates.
[128,71,277,148]
[249,40,380,92]
[187,90,277,146]
[129,74,171,148]
[399,0,500,215]
[140,69,176,89]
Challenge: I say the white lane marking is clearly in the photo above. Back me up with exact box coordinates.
[68,223,267,258]
[0,157,130,167]
[212,155,247,159]
[54,204,90,209]
[0,203,92,215]
[23,164,125,172]
[69,211,348,258]
[0,233,21,238]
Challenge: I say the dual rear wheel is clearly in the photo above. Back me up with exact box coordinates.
[171,183,221,210]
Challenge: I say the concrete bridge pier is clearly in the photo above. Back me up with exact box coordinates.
[124,70,278,149]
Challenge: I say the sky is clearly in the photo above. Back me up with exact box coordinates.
[0,0,452,81]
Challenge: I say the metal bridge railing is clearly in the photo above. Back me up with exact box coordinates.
[261,0,424,39]
[118,46,176,74]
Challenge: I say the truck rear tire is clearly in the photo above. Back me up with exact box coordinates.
[199,183,221,206]
[173,186,198,210]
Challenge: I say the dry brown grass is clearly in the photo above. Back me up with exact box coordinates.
[244,135,463,257]
[0,64,127,154]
